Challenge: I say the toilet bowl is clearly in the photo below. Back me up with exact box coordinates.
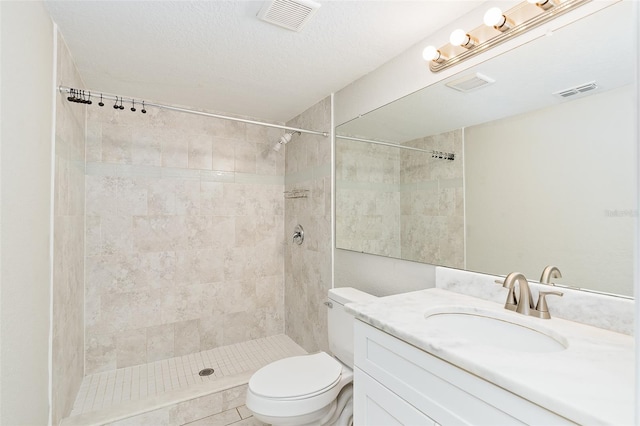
[245,288,376,426]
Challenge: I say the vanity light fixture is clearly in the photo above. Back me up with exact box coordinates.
[423,0,589,72]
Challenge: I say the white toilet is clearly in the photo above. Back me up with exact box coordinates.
[246,287,376,426]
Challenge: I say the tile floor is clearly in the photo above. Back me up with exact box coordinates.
[182,405,263,426]
[71,334,305,417]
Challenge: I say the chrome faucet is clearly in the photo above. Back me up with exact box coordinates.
[497,272,563,319]
[540,265,562,285]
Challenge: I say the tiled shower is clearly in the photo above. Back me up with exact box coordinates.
[83,97,286,374]
[53,33,333,425]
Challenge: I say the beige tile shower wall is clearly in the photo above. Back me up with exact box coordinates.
[400,129,464,268]
[335,140,401,257]
[53,34,87,424]
[84,106,286,374]
[284,97,332,353]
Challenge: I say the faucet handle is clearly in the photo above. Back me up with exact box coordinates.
[540,265,562,285]
[535,290,563,319]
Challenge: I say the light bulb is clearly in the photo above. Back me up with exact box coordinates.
[449,29,474,48]
[483,7,505,27]
[422,45,444,62]
[449,29,467,46]
[483,7,512,32]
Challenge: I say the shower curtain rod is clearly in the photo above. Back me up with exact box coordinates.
[58,86,329,137]
[336,134,455,160]
[335,134,431,153]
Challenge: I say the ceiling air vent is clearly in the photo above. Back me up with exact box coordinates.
[258,0,321,32]
[553,81,598,98]
[445,73,495,93]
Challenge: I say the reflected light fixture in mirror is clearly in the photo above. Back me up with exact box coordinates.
[423,0,589,72]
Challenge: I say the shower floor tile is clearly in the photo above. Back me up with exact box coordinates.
[70,334,306,417]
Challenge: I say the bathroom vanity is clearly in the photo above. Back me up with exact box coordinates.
[347,289,635,425]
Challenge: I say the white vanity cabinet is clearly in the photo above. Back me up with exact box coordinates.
[353,320,575,426]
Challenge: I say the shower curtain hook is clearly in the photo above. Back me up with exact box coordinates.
[86,91,93,105]
[118,97,124,110]
[113,97,120,109]
[67,88,75,102]
[98,93,104,107]
[130,99,136,112]
[141,101,147,114]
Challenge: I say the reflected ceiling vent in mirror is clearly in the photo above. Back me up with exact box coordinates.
[445,73,495,93]
[553,81,598,98]
[258,0,321,32]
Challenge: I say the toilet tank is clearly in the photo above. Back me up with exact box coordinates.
[327,287,377,368]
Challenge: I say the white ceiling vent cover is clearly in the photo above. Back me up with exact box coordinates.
[445,73,495,93]
[258,0,321,32]
[553,81,598,98]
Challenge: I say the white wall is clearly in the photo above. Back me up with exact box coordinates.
[0,2,54,424]
[334,249,436,296]
[465,86,636,296]
[631,4,639,422]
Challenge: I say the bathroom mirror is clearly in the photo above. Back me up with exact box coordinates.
[335,1,637,297]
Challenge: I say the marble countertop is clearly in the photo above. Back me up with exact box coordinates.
[346,288,635,425]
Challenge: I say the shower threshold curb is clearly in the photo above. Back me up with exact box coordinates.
[60,371,253,426]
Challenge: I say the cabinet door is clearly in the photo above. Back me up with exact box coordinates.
[355,321,574,425]
[354,367,438,426]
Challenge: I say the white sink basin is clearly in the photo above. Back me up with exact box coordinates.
[424,308,567,353]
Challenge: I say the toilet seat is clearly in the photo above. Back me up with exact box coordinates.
[249,352,342,400]
[246,352,354,423]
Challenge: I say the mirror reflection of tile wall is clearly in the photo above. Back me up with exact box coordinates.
[401,130,463,267]
[336,129,463,268]
[336,142,401,257]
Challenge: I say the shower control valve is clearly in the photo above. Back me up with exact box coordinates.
[293,224,304,245]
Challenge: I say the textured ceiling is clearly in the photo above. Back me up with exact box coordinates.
[44,0,481,123]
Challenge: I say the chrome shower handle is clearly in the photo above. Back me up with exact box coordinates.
[293,224,304,245]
